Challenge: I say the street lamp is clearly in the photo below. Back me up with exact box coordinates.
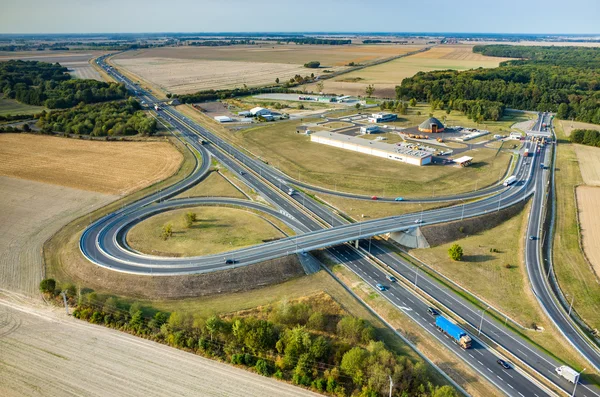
[478,306,490,336]
[571,368,585,397]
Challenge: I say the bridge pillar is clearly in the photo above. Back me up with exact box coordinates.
[355,240,359,249]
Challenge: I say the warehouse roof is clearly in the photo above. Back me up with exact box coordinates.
[311,131,432,159]
[419,117,444,129]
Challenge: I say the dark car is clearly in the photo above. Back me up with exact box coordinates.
[239,171,246,175]
[497,359,511,369]
[386,274,397,283]
[375,283,387,291]
[427,307,440,317]
[529,235,536,240]
[225,259,236,265]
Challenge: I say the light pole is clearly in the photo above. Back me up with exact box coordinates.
[414,267,419,289]
[568,294,575,316]
[368,236,372,254]
[461,200,465,220]
[571,368,585,397]
[388,375,394,397]
[478,306,490,336]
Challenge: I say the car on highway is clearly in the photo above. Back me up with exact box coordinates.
[375,283,387,291]
[394,197,404,201]
[497,359,511,369]
[427,307,440,316]
[371,196,378,200]
[529,235,536,240]
[414,219,423,224]
[239,171,246,175]
[224,259,236,265]
[386,274,397,283]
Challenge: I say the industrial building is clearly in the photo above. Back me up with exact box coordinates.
[368,112,398,123]
[214,115,233,123]
[311,131,432,166]
[418,117,445,133]
[250,107,272,116]
[360,125,379,134]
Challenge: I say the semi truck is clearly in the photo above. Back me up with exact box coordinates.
[555,365,580,384]
[435,316,472,349]
[503,175,517,186]
[523,149,530,157]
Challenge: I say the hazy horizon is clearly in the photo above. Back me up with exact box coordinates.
[2,0,599,35]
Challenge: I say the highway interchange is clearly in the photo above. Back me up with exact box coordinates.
[87,55,600,397]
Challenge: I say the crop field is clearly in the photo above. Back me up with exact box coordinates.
[577,186,600,279]
[0,97,45,116]
[112,44,424,94]
[0,176,114,295]
[574,144,600,186]
[309,45,511,98]
[0,134,182,195]
[127,206,287,257]
[0,296,318,397]
[0,50,105,81]
[558,119,600,137]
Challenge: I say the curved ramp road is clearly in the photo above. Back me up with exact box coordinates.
[92,56,600,396]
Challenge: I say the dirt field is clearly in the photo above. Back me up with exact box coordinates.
[0,50,105,81]
[0,176,115,295]
[0,134,183,195]
[577,186,600,279]
[558,119,600,137]
[112,44,424,94]
[0,295,318,397]
[308,45,511,98]
[127,206,286,257]
[574,144,600,186]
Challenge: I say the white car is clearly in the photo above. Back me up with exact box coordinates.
[414,219,423,224]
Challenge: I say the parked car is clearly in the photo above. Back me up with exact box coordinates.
[375,283,387,291]
[386,275,397,283]
[427,307,440,317]
[395,197,404,201]
[497,359,511,369]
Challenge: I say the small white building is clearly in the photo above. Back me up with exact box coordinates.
[368,113,397,123]
[360,125,379,134]
[214,115,233,123]
[238,110,252,117]
[250,107,272,116]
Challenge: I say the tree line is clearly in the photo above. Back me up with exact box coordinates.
[395,45,600,123]
[570,129,600,147]
[0,60,128,109]
[36,98,156,136]
[40,278,456,397]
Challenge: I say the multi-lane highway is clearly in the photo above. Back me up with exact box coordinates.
[89,55,600,396]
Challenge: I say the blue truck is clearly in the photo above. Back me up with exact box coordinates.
[435,316,472,349]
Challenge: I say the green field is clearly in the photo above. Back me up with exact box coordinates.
[127,206,288,257]
[0,97,45,117]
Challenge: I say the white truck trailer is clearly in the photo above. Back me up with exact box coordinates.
[503,175,517,186]
[555,365,580,384]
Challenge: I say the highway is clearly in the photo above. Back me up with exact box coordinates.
[89,55,600,396]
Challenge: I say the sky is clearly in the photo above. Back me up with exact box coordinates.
[1,0,599,35]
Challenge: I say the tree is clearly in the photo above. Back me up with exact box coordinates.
[365,84,375,98]
[303,61,320,69]
[166,93,172,99]
[409,98,417,107]
[448,244,464,261]
[557,103,569,119]
[316,81,324,93]
[205,315,225,341]
[355,103,361,110]
[161,223,173,240]
[255,359,271,376]
[341,347,367,385]
[39,278,56,295]
[184,212,196,228]
[275,77,280,84]
[22,123,31,132]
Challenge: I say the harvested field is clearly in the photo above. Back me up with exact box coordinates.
[127,206,287,257]
[309,45,511,98]
[558,119,600,137]
[0,50,106,81]
[0,134,182,195]
[0,176,115,295]
[116,44,425,67]
[574,144,600,186]
[0,295,318,397]
[577,186,600,279]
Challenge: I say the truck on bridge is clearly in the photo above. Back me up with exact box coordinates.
[435,316,472,349]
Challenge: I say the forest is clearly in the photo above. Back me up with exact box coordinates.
[0,60,128,108]
[36,98,156,136]
[396,45,600,123]
[39,278,456,397]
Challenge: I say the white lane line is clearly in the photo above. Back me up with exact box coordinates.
[497,376,503,381]
[390,293,395,297]
[486,367,493,373]
[468,353,475,359]
[477,360,483,366]
[476,350,484,356]
[503,370,513,379]
[518,393,525,397]
[508,384,514,389]
[517,349,528,357]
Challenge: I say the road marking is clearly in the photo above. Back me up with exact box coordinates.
[390,293,395,297]
[497,376,503,381]
[468,353,475,359]
[518,393,525,397]
[476,350,484,356]
[477,360,483,365]
[517,349,528,357]
[503,371,513,379]
[486,367,493,373]
[508,384,514,389]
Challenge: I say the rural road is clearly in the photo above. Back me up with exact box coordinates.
[0,292,319,397]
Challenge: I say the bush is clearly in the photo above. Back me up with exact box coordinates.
[303,61,321,69]
[39,278,56,295]
[448,244,464,261]
[255,359,271,376]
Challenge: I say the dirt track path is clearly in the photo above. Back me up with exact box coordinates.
[0,293,317,397]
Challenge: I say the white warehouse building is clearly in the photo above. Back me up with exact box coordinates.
[249,107,272,116]
[311,131,432,166]
[368,112,397,123]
